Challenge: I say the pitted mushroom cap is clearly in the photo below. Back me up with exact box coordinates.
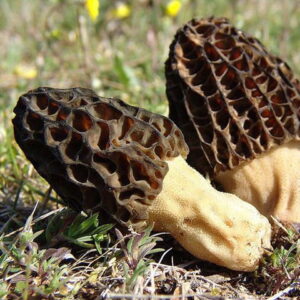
[166,17,300,178]
[12,87,188,229]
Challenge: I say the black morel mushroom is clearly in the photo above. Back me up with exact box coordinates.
[166,17,300,222]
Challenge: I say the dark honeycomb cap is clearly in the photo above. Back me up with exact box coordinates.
[12,87,188,229]
[166,17,300,178]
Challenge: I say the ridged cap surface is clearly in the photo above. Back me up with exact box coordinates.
[13,87,188,229]
[166,17,300,178]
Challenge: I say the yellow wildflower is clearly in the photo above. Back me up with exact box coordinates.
[112,2,131,19]
[15,65,37,79]
[50,28,61,39]
[165,0,181,17]
[85,0,100,22]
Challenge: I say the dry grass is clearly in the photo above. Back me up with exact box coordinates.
[0,0,299,299]
[0,201,299,299]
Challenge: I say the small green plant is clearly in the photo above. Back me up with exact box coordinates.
[0,208,75,299]
[247,222,300,296]
[46,209,114,254]
[115,226,164,290]
[270,242,299,271]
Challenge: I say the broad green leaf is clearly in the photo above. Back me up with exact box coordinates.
[67,213,99,238]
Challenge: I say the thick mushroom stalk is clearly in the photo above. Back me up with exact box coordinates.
[147,156,271,271]
[165,17,300,222]
[12,87,271,271]
[216,141,300,222]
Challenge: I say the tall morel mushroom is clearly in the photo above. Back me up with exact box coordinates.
[165,17,300,223]
[13,87,271,271]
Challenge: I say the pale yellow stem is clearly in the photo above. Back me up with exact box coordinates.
[147,156,271,271]
[216,140,300,223]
